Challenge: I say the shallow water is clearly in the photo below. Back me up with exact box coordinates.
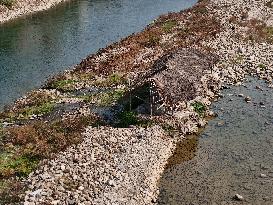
[0,0,196,110]
[158,78,273,205]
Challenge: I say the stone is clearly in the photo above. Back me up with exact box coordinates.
[244,96,251,102]
[234,194,244,201]
[260,173,267,178]
[78,186,85,191]
[61,165,66,171]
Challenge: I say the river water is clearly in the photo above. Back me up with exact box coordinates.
[0,0,196,110]
[158,78,273,205]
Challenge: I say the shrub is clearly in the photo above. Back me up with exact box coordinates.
[5,114,98,162]
[191,102,206,116]
[162,20,178,32]
[117,111,138,128]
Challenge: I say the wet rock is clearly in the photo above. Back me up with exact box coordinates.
[217,121,225,127]
[244,96,251,102]
[234,194,244,201]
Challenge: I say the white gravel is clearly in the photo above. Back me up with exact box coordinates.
[24,126,174,205]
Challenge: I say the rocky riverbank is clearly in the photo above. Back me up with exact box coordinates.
[0,0,68,23]
[1,0,273,204]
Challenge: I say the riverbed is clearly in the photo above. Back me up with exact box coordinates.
[157,78,273,205]
[0,0,196,110]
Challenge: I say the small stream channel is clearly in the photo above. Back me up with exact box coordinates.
[157,78,273,205]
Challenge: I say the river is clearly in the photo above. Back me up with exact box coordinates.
[0,0,196,110]
[158,78,273,204]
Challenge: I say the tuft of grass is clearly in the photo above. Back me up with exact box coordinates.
[258,63,266,70]
[50,79,78,92]
[116,111,154,128]
[98,89,125,106]
[0,102,55,121]
[162,20,178,33]
[191,102,206,116]
[81,89,126,106]
[231,55,244,64]
[0,153,39,178]
[117,111,138,128]
[162,124,177,136]
[94,73,126,87]
[264,26,273,43]
[0,0,15,8]
[0,179,25,204]
[19,102,55,119]
[143,35,161,47]
[3,114,98,169]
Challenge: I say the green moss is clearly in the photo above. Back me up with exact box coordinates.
[264,26,273,43]
[162,20,178,33]
[191,102,206,116]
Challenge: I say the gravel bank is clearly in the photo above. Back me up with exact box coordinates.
[24,126,174,205]
[0,0,68,23]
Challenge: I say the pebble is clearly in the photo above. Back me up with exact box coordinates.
[234,194,244,201]
[244,96,251,102]
[260,173,267,178]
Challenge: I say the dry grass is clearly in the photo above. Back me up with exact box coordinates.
[0,114,100,203]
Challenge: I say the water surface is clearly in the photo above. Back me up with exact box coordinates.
[0,0,196,110]
[158,78,273,205]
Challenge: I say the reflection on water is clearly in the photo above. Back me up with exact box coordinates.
[0,0,196,110]
[158,78,273,205]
